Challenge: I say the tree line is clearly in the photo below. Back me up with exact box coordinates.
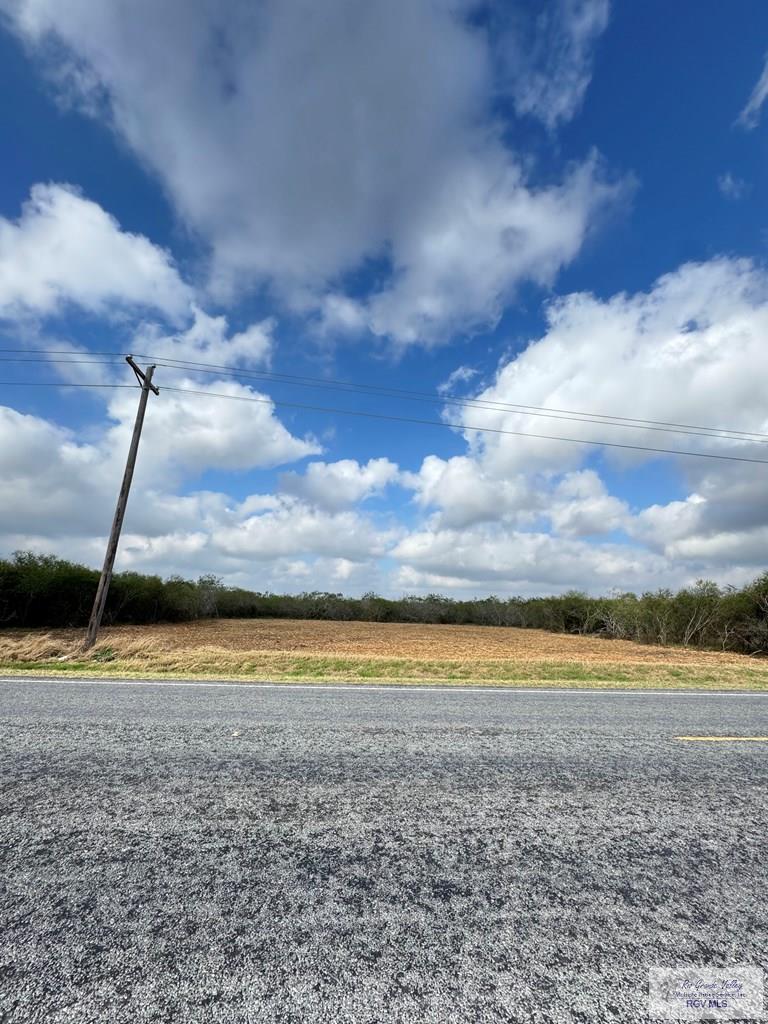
[1,551,767,655]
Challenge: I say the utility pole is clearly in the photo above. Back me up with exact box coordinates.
[83,356,159,650]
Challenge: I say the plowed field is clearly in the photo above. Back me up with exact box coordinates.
[1,619,767,689]
[15,617,755,663]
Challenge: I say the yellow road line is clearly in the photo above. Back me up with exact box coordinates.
[675,736,768,742]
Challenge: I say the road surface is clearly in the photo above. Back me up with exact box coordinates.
[1,678,767,1023]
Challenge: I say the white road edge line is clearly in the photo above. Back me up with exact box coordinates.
[0,676,766,697]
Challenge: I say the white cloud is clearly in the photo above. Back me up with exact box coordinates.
[39,307,275,393]
[717,172,749,200]
[661,527,768,567]
[17,253,768,596]
[392,524,670,592]
[631,495,705,551]
[438,365,479,395]
[279,457,399,511]
[401,459,626,537]
[414,255,768,590]
[444,257,768,477]
[0,400,301,544]
[105,379,320,483]
[213,496,395,562]
[628,461,768,571]
[6,238,768,596]
[0,293,312,487]
[3,0,620,346]
[0,401,390,590]
[2,0,491,290]
[317,294,367,336]
[0,183,192,321]
[390,257,768,591]
[402,454,540,530]
[363,150,625,346]
[547,470,628,536]
[0,406,111,536]
[631,483,768,570]
[0,371,321,544]
[131,306,274,372]
[737,51,768,130]
[497,0,610,130]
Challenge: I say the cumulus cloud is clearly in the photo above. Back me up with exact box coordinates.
[2,0,619,346]
[362,151,625,346]
[391,525,670,593]
[213,496,395,562]
[0,406,112,536]
[39,307,275,394]
[4,157,767,600]
[279,457,399,511]
[1,0,493,290]
[0,399,311,544]
[445,257,768,478]
[629,462,768,572]
[401,459,627,538]
[548,470,628,536]
[737,51,768,129]
[0,183,191,321]
[6,255,768,596]
[131,307,274,372]
[105,379,320,484]
[0,353,322,550]
[401,454,541,530]
[390,257,768,591]
[0,400,390,590]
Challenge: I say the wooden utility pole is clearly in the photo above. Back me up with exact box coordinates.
[83,356,159,650]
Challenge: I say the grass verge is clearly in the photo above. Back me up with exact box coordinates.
[1,651,767,690]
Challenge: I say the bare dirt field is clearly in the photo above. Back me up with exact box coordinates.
[1,618,767,689]
[91,618,767,664]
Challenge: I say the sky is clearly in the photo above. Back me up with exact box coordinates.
[0,0,767,598]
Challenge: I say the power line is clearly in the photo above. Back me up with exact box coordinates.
[0,381,138,388]
[142,354,768,443]
[149,359,768,445]
[0,348,122,357]
[3,347,768,448]
[0,357,124,365]
[1,370,766,462]
[160,385,768,465]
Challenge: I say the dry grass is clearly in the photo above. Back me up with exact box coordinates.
[1,618,767,689]
[0,617,759,663]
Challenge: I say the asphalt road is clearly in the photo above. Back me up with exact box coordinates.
[1,679,767,1024]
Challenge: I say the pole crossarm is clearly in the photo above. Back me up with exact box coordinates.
[126,354,160,395]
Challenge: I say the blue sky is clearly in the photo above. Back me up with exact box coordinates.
[0,0,767,596]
